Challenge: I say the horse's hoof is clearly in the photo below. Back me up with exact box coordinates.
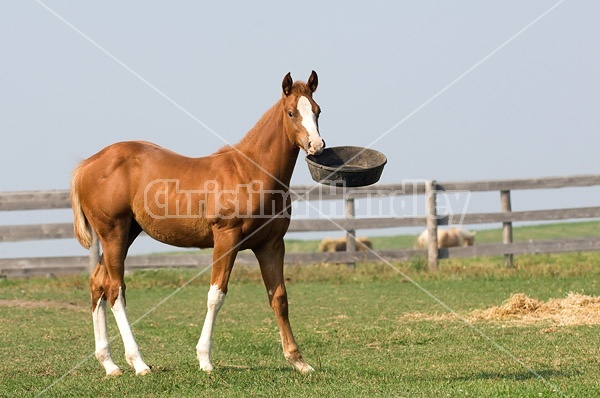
[107,369,123,377]
[288,358,315,374]
[200,363,214,373]
[137,368,151,376]
[296,362,315,374]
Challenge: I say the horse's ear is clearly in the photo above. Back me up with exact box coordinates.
[308,70,318,93]
[282,72,293,96]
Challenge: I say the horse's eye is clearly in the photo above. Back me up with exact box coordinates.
[288,111,294,118]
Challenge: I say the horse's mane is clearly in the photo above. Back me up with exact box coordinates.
[216,98,282,154]
[216,81,311,154]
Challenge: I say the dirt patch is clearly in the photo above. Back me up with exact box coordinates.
[400,293,600,327]
[0,299,86,312]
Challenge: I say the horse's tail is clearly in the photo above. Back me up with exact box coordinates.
[70,162,93,249]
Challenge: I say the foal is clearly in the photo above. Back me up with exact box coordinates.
[71,71,325,375]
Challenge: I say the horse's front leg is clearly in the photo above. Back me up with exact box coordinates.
[254,239,314,373]
[196,228,240,372]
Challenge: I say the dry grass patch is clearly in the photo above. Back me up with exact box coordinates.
[400,293,600,327]
[472,292,600,326]
[0,299,86,312]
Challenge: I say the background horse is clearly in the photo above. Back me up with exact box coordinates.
[416,227,476,249]
[317,237,373,252]
[71,71,324,376]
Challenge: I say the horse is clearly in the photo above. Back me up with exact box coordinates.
[70,71,325,376]
[416,227,476,249]
[317,237,373,252]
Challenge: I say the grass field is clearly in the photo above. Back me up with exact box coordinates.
[2,240,600,397]
[284,219,600,252]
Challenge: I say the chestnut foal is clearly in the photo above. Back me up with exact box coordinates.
[71,71,324,375]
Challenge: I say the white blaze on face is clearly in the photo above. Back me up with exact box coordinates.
[297,96,324,155]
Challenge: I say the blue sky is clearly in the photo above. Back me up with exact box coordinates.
[1,1,598,257]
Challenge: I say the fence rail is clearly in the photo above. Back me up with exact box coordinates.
[1,174,599,277]
[3,205,600,242]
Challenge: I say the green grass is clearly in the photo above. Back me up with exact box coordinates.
[2,250,600,397]
[284,219,600,252]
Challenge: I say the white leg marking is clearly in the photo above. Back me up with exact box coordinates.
[93,298,121,376]
[111,288,151,375]
[297,96,324,155]
[196,284,226,372]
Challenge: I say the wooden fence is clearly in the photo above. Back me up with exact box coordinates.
[1,174,599,277]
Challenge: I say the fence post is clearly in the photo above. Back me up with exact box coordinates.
[345,197,356,268]
[89,230,100,274]
[345,197,356,253]
[500,190,514,268]
[426,180,439,270]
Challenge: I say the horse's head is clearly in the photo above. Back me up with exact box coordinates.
[281,71,325,156]
[463,230,476,246]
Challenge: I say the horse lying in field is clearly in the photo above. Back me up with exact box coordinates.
[416,228,476,249]
[71,71,325,376]
[317,237,373,252]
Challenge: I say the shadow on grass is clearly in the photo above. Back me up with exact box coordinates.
[213,364,325,377]
[450,368,579,382]
[215,364,311,374]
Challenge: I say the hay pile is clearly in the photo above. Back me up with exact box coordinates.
[399,293,600,327]
[472,293,600,326]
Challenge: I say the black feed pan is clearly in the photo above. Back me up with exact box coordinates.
[305,146,387,187]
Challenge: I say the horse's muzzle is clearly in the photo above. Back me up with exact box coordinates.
[307,138,325,156]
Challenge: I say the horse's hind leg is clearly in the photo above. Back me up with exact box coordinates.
[91,260,121,376]
[253,239,314,373]
[91,221,149,375]
[110,282,150,375]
